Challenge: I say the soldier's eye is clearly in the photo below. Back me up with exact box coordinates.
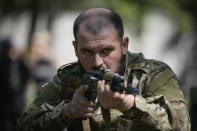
[102,48,113,55]
[81,50,92,55]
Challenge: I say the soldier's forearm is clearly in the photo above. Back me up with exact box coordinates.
[17,101,72,131]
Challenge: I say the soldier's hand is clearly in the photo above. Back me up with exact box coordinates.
[63,85,95,119]
[97,80,135,112]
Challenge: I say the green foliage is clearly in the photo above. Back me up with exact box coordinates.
[14,0,30,7]
[151,0,194,32]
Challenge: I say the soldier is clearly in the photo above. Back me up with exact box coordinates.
[17,8,190,131]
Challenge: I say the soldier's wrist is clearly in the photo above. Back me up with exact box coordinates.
[63,102,72,118]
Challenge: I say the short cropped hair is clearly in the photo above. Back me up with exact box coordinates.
[73,9,124,42]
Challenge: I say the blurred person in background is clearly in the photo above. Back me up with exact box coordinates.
[0,38,30,131]
[17,8,190,131]
[28,31,56,96]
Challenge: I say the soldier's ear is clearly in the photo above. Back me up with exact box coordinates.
[122,37,129,55]
[72,41,79,57]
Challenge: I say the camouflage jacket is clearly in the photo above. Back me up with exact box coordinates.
[17,52,191,131]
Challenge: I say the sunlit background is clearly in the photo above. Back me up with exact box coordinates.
[0,0,196,130]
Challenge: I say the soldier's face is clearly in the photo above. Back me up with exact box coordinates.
[73,26,129,73]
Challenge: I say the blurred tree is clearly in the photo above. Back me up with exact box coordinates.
[0,0,88,44]
[0,0,196,38]
[0,0,196,130]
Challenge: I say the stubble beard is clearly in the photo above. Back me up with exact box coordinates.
[117,54,126,75]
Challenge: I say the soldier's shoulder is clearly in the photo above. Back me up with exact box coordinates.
[57,61,80,74]
[146,59,171,72]
[58,61,79,70]
[147,57,168,67]
[128,52,172,74]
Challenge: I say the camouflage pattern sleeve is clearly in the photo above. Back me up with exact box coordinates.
[16,75,72,131]
[123,62,191,131]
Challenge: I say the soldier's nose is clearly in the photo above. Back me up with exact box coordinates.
[93,54,103,69]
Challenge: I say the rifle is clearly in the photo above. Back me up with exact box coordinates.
[82,68,139,102]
